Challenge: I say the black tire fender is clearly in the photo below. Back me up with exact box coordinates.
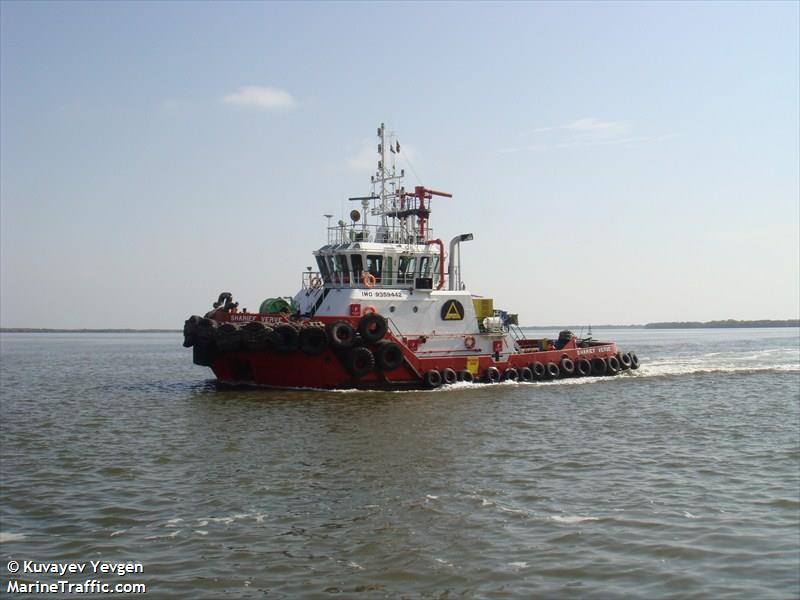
[217,323,245,353]
[358,313,388,343]
[273,324,300,353]
[299,326,328,356]
[591,357,607,375]
[546,362,560,379]
[327,320,356,350]
[531,361,546,380]
[560,357,575,376]
[424,369,443,389]
[183,315,203,347]
[196,317,219,343]
[375,340,404,370]
[345,346,375,377]
[242,321,269,351]
[576,358,592,377]
[484,366,501,383]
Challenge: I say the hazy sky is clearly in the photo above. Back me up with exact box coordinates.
[1,1,798,328]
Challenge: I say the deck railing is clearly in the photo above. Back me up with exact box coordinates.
[325,223,434,246]
[300,270,439,290]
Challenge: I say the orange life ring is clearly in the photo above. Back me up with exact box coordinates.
[363,305,377,315]
[362,272,377,288]
[310,276,323,289]
[464,335,476,349]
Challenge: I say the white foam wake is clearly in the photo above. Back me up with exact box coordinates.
[551,515,599,524]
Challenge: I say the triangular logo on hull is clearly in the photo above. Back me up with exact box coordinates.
[441,299,464,321]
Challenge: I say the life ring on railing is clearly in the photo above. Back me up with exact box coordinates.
[464,335,476,349]
[362,272,377,288]
[363,305,377,315]
[310,276,323,289]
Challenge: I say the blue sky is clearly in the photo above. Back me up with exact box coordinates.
[1,1,798,328]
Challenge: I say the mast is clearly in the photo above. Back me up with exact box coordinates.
[378,123,387,218]
[345,124,450,245]
[373,122,403,231]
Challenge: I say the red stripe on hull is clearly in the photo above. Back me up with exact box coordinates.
[207,342,620,390]
[210,349,419,389]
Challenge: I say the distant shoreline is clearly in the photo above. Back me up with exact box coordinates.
[643,320,799,329]
[525,320,798,330]
[1,319,797,333]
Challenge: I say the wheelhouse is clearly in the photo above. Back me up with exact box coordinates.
[312,243,441,290]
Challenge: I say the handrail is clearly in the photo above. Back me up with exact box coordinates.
[301,270,445,291]
[386,316,404,338]
[509,323,526,341]
[326,223,435,245]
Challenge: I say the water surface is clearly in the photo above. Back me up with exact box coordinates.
[1,328,798,598]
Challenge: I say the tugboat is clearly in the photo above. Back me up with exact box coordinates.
[183,124,639,389]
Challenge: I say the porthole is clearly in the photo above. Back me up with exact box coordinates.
[389,306,396,313]
[413,306,418,313]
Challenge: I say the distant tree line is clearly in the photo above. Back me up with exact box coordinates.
[644,319,799,329]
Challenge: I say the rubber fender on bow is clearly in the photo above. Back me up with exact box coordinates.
[216,323,245,353]
[183,315,203,347]
[273,324,300,353]
[299,326,328,356]
[518,366,534,382]
[195,317,219,341]
[217,322,237,335]
[242,321,271,351]
[607,355,621,374]
[503,368,518,381]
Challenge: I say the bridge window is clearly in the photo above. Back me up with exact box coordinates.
[325,256,337,283]
[398,255,416,285]
[351,254,363,282]
[419,256,431,277]
[366,255,383,283]
[316,257,331,283]
[335,254,350,284]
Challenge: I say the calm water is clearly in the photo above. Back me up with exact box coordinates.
[1,328,798,599]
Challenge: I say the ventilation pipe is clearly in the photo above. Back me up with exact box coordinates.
[448,234,474,290]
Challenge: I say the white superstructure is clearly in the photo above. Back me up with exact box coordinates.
[292,124,516,359]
